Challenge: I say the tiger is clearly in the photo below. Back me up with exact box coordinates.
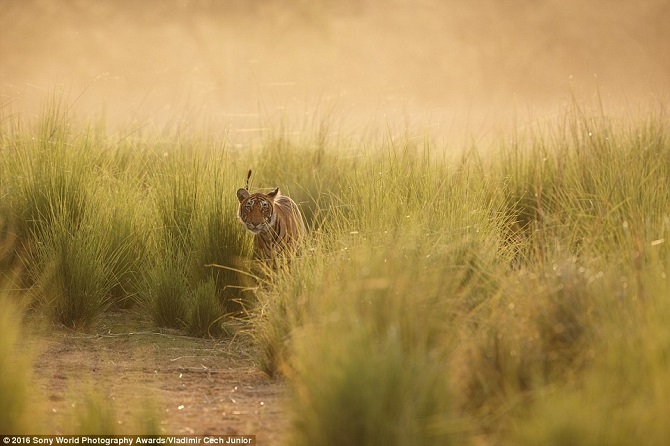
[236,170,305,266]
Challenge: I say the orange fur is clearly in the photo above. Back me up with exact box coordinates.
[237,186,305,265]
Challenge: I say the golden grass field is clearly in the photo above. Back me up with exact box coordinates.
[2,1,670,444]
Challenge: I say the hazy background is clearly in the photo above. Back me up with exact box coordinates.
[1,0,669,139]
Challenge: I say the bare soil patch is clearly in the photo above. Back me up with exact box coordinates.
[23,311,287,444]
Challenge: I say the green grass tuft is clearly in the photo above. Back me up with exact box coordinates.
[0,295,31,433]
[187,277,226,338]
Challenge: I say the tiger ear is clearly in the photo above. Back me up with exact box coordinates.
[267,188,279,200]
[236,188,250,202]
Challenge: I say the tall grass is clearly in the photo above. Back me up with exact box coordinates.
[140,144,254,334]
[250,104,669,444]
[1,102,255,333]
[279,242,489,445]
[2,95,669,443]
[0,294,31,433]
[508,253,670,446]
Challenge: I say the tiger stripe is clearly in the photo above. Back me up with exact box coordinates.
[236,185,305,266]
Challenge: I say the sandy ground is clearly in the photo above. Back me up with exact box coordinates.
[25,312,287,444]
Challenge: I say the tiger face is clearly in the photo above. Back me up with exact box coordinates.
[236,188,279,235]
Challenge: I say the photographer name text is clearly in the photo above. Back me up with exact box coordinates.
[2,437,255,446]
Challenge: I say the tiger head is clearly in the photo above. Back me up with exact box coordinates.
[236,187,279,235]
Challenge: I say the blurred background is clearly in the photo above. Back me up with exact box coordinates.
[1,0,669,137]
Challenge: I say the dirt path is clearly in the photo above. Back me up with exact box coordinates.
[24,312,287,444]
